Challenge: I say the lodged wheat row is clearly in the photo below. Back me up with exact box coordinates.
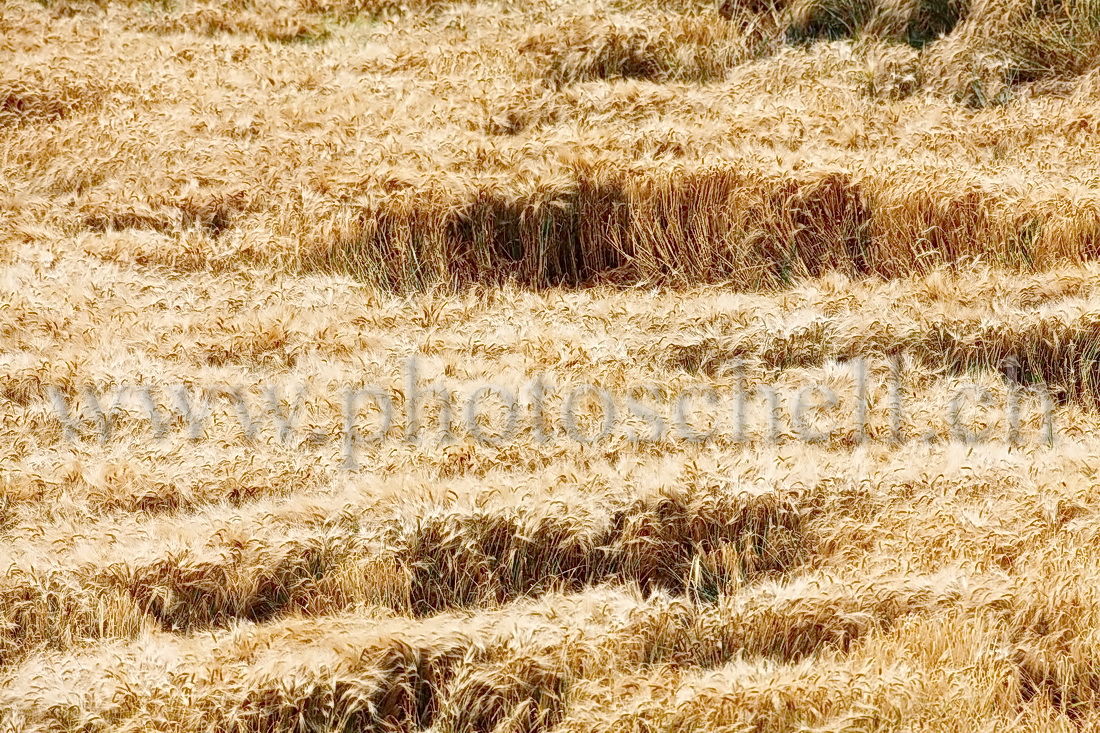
[5,0,1100,288]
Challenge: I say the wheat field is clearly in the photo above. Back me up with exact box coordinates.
[4,0,1100,729]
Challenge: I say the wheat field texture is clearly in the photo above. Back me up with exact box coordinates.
[5,0,1100,729]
